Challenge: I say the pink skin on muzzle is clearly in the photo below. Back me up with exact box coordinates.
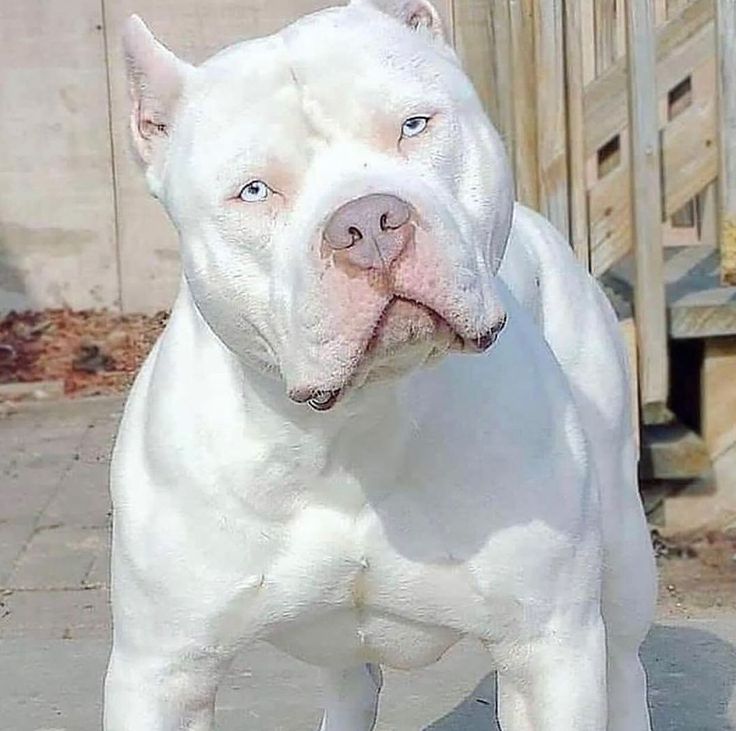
[289,194,507,411]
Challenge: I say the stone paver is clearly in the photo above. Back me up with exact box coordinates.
[1,396,735,730]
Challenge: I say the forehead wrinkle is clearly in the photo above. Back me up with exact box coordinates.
[278,32,337,146]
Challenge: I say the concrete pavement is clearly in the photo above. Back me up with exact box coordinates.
[1,396,735,730]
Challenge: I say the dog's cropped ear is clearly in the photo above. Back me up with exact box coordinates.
[355,0,447,42]
[122,16,192,188]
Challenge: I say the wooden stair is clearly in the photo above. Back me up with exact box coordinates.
[601,245,736,483]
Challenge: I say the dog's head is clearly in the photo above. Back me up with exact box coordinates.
[123,0,513,410]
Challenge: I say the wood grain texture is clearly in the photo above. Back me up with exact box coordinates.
[590,55,717,274]
[584,0,714,160]
[626,0,669,408]
[565,0,590,267]
[640,422,711,480]
[716,0,736,284]
[702,337,736,460]
[594,0,619,75]
[589,143,633,275]
[619,316,640,450]
[508,0,540,210]
[661,57,718,217]
[533,0,569,238]
[607,245,736,339]
[453,0,498,125]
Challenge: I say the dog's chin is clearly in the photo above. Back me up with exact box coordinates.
[305,300,458,412]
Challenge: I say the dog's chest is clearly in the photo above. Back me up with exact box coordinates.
[250,493,518,670]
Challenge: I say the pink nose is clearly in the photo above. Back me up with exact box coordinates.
[324,194,412,269]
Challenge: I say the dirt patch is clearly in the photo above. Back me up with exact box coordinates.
[0,309,168,399]
[656,530,736,616]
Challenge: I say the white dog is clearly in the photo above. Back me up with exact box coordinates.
[105,2,656,729]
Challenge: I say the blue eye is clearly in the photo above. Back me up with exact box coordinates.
[401,116,431,138]
[238,180,271,202]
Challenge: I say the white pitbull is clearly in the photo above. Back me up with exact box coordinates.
[105,2,657,729]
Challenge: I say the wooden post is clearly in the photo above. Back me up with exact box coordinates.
[716,0,736,285]
[564,0,591,268]
[595,0,619,75]
[452,0,496,121]
[453,0,513,141]
[533,0,570,239]
[626,0,670,420]
[509,0,540,210]
[620,317,641,450]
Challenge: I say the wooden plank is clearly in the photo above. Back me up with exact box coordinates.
[0,0,119,313]
[661,59,718,217]
[619,316,640,450]
[508,0,540,209]
[671,302,736,338]
[639,422,711,480]
[453,0,507,133]
[716,0,736,284]
[589,148,632,275]
[584,0,714,160]
[615,0,627,61]
[452,0,494,119]
[592,0,621,76]
[485,0,515,147]
[590,56,717,273]
[533,0,569,238]
[606,246,736,339]
[626,0,669,410]
[698,181,719,249]
[580,0,596,85]
[594,0,619,76]
[654,0,669,26]
[701,337,736,460]
[668,0,695,19]
[661,245,736,338]
[565,0,590,268]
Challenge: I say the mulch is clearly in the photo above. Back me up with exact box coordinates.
[0,309,168,400]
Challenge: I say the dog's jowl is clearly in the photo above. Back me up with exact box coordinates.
[104,1,656,729]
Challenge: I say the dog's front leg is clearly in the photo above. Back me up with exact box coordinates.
[103,645,231,731]
[496,617,607,731]
[318,664,383,731]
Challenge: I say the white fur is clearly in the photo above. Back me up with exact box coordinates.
[105,3,656,729]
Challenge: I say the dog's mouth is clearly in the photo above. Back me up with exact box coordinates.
[296,298,506,412]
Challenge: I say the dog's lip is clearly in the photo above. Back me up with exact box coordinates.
[307,390,341,411]
[288,304,507,413]
[461,314,507,353]
[288,387,342,407]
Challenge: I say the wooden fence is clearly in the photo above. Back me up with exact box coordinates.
[454,0,735,416]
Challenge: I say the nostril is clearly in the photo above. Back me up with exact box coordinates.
[380,201,411,232]
[347,226,363,245]
[325,195,410,256]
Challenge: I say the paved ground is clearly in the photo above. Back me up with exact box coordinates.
[1,397,735,730]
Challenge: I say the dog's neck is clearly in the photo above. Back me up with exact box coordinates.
[172,279,410,454]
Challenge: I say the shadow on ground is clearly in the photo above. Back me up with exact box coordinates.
[426,624,736,731]
[645,624,736,731]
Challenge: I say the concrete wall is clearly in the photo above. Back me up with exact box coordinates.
[0,0,452,314]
